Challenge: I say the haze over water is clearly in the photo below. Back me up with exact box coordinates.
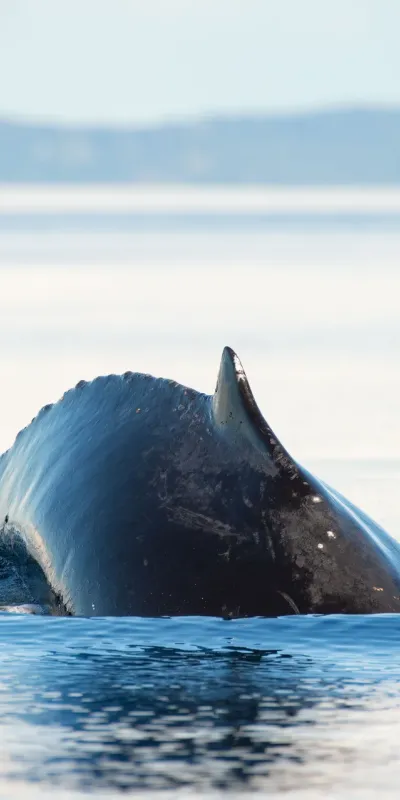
[1,187,400,798]
[1,187,400,533]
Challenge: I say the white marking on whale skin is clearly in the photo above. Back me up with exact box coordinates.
[165,505,247,543]
[243,493,254,508]
[265,534,276,562]
[317,543,324,550]
[232,353,247,382]
[276,591,300,615]
[312,496,323,504]
[157,470,169,502]
[220,546,231,561]
[327,530,336,539]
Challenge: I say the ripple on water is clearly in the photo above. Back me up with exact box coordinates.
[0,614,400,798]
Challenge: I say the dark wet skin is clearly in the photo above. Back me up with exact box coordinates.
[0,347,400,617]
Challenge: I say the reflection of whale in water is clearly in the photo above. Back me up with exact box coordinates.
[0,631,336,792]
[14,648,292,791]
[0,346,400,616]
[2,616,397,794]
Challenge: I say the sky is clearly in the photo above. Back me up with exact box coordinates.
[0,0,399,124]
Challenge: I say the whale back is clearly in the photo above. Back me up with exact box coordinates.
[0,348,400,616]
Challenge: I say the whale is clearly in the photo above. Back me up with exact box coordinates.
[0,346,400,617]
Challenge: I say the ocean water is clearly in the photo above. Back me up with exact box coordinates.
[1,187,400,797]
[1,615,400,800]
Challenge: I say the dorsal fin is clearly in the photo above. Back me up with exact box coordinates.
[212,347,298,476]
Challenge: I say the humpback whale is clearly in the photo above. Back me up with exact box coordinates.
[0,346,399,617]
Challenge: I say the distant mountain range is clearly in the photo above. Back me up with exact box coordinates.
[1,108,400,183]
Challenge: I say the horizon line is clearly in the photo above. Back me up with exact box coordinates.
[2,102,400,131]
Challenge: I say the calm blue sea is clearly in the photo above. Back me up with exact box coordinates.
[1,615,400,799]
[1,188,400,798]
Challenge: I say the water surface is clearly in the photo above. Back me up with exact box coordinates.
[1,615,400,799]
